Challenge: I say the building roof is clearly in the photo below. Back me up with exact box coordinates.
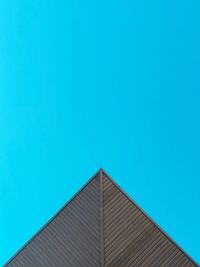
[4,169,198,266]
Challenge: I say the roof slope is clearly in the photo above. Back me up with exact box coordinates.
[4,169,198,267]
[5,172,101,267]
[102,171,198,267]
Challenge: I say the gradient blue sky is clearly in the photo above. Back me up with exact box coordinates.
[0,0,200,265]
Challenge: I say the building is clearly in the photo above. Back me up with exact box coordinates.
[4,169,198,266]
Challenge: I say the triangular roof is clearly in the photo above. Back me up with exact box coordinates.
[4,169,198,266]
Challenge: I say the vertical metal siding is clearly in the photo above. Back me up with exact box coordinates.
[5,174,101,267]
[102,172,198,267]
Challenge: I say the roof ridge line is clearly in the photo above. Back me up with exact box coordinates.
[3,169,102,267]
[99,168,105,267]
[101,169,199,266]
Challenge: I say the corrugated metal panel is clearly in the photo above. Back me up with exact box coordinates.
[102,171,198,267]
[5,173,101,267]
[4,169,198,266]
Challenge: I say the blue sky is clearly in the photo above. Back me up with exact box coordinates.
[0,0,200,265]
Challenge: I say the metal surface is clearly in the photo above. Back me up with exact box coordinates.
[4,169,198,266]
[4,172,101,267]
[102,171,198,267]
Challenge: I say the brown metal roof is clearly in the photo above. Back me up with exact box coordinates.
[4,169,198,266]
